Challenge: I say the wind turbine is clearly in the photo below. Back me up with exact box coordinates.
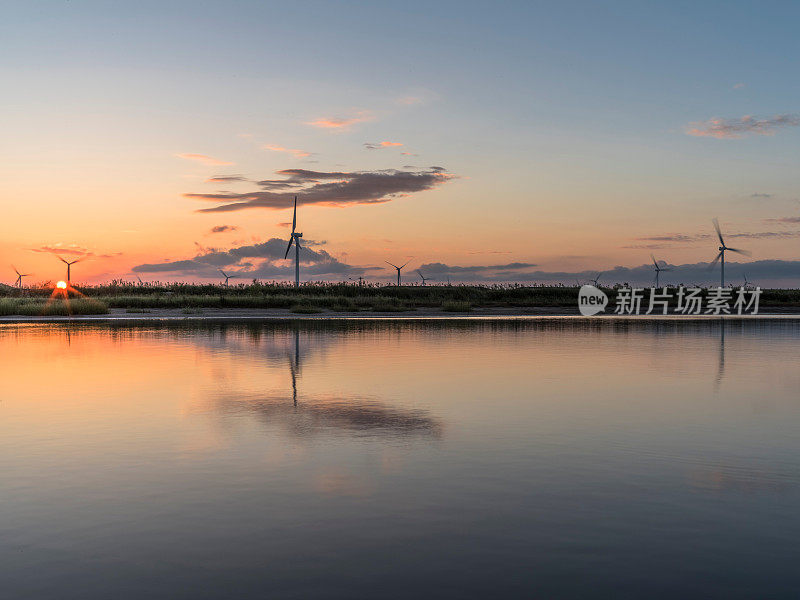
[417,270,432,286]
[218,269,236,287]
[385,260,411,286]
[12,266,31,288]
[650,254,672,288]
[742,273,751,289]
[590,272,603,286]
[710,218,751,288]
[58,256,80,283]
[283,196,303,288]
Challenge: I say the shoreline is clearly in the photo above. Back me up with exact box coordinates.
[1,306,800,323]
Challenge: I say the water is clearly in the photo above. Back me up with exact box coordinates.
[1,319,799,599]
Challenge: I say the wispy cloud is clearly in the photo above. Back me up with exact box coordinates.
[686,114,800,139]
[733,82,746,90]
[31,243,119,258]
[176,153,234,166]
[263,144,311,158]
[765,216,800,224]
[751,192,773,198]
[306,111,373,130]
[206,175,248,183]
[209,225,239,234]
[364,141,403,150]
[187,167,455,212]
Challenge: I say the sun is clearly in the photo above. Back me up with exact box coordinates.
[56,281,67,289]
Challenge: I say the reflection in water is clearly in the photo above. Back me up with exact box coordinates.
[1,319,800,599]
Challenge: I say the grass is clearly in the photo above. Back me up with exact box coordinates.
[441,300,472,312]
[1,283,798,314]
[0,298,108,316]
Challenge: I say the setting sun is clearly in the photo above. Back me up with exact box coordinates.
[56,281,67,289]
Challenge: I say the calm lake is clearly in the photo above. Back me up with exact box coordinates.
[1,319,799,599]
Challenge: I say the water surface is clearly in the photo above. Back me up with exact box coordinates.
[1,320,799,598]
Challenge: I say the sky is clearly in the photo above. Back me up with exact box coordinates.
[2,0,799,286]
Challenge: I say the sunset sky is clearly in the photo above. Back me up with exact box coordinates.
[2,1,799,285]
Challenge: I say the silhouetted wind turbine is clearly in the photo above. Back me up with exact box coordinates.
[218,269,236,287]
[742,273,751,289]
[417,270,432,286]
[651,254,671,288]
[590,272,603,286]
[12,266,31,288]
[385,260,411,285]
[710,218,751,288]
[283,196,303,288]
[59,256,80,283]
[136,275,144,285]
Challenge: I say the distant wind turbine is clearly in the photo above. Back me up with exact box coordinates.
[58,256,80,283]
[650,254,671,288]
[218,269,236,287]
[12,266,31,288]
[385,260,411,286]
[710,218,751,288]
[283,196,303,288]
[742,273,751,289]
[590,272,603,286]
[417,270,432,286]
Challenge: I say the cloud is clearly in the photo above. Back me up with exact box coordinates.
[206,175,248,183]
[751,193,773,198]
[263,144,311,158]
[765,216,800,224]
[364,141,403,150]
[396,96,424,105]
[733,82,746,89]
[686,114,800,139]
[419,262,538,275]
[187,166,454,212]
[30,244,120,259]
[306,112,373,130]
[132,238,377,279]
[176,153,234,166]
[209,225,239,234]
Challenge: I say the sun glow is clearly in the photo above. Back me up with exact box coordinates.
[56,281,68,289]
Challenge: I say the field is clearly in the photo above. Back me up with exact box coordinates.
[1,281,799,316]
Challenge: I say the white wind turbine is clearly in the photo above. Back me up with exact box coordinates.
[651,254,671,288]
[283,196,303,288]
[710,218,751,288]
[218,269,236,287]
[385,260,411,286]
[12,266,32,288]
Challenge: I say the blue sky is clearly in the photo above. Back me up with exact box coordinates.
[1,1,799,285]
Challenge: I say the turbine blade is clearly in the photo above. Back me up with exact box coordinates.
[385,261,399,269]
[400,260,411,269]
[708,251,723,270]
[291,196,297,233]
[712,218,725,245]
[727,248,752,257]
[58,256,67,264]
[284,237,294,259]
[651,253,658,268]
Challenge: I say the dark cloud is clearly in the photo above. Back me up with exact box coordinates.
[209,225,239,234]
[132,238,376,279]
[686,114,800,139]
[206,175,248,183]
[186,167,454,213]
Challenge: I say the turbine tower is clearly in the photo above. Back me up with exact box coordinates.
[12,266,31,288]
[650,254,671,288]
[218,269,236,287]
[283,196,303,288]
[385,260,411,286]
[710,218,751,288]
[59,257,80,283]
